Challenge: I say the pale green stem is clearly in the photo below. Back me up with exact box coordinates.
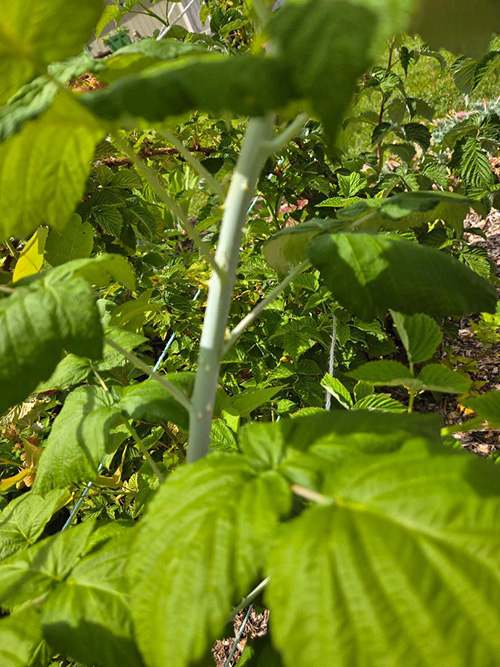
[105,337,193,414]
[291,484,330,504]
[227,577,270,622]
[0,285,15,295]
[187,115,275,463]
[223,260,310,354]
[5,239,19,259]
[112,133,222,277]
[159,127,224,199]
[125,421,164,482]
[264,113,309,154]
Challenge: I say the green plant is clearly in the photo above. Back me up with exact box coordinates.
[1,1,500,666]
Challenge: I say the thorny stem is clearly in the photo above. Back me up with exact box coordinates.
[105,337,193,414]
[112,133,222,277]
[223,260,310,353]
[187,115,275,463]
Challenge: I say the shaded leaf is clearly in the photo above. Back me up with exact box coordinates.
[0,607,44,667]
[348,361,415,387]
[0,0,104,103]
[267,441,500,666]
[45,213,94,266]
[418,363,471,394]
[0,94,104,242]
[0,276,102,415]
[391,311,442,363]
[463,391,500,426]
[307,232,497,320]
[129,455,291,667]
[33,387,123,494]
[320,374,353,409]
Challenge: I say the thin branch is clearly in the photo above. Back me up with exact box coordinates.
[95,145,215,167]
[112,133,223,277]
[223,260,310,354]
[125,421,165,482]
[291,484,330,504]
[227,577,270,622]
[4,239,19,259]
[264,113,309,153]
[0,285,15,295]
[156,0,197,40]
[159,127,224,198]
[104,337,193,414]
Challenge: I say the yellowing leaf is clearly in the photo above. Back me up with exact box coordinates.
[13,227,48,283]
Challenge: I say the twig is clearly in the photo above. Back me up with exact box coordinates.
[223,260,310,353]
[227,578,270,622]
[291,484,329,504]
[264,113,309,153]
[96,145,215,167]
[104,337,193,414]
[0,285,15,295]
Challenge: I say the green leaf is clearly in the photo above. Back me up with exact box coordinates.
[49,253,136,290]
[269,0,413,145]
[409,0,500,58]
[337,191,485,235]
[45,213,94,266]
[33,386,123,494]
[12,227,48,283]
[418,363,471,394]
[0,490,67,562]
[0,520,95,608]
[0,0,104,104]
[463,391,500,426]
[229,385,284,417]
[267,441,500,666]
[320,374,353,409]
[402,122,431,150]
[317,196,363,208]
[36,354,92,391]
[0,606,44,667]
[95,326,146,372]
[42,524,143,667]
[0,276,102,415]
[348,360,415,387]
[95,3,121,38]
[129,455,291,667]
[263,218,345,274]
[239,411,441,487]
[119,375,194,430]
[353,393,406,412]
[307,232,497,320]
[83,54,292,123]
[0,95,104,242]
[460,135,495,191]
[391,311,443,363]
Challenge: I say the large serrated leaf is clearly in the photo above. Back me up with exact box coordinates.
[417,363,471,394]
[83,55,292,123]
[409,0,500,58]
[0,276,102,415]
[45,213,94,266]
[0,490,67,562]
[348,360,416,387]
[239,410,441,488]
[337,191,485,235]
[267,441,500,666]
[33,387,123,495]
[42,524,143,667]
[308,232,497,320]
[129,455,291,667]
[0,520,95,609]
[0,0,104,104]
[0,94,104,242]
[391,311,442,363]
[48,254,136,290]
[0,606,44,667]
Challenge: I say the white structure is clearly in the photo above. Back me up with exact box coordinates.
[89,0,207,55]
